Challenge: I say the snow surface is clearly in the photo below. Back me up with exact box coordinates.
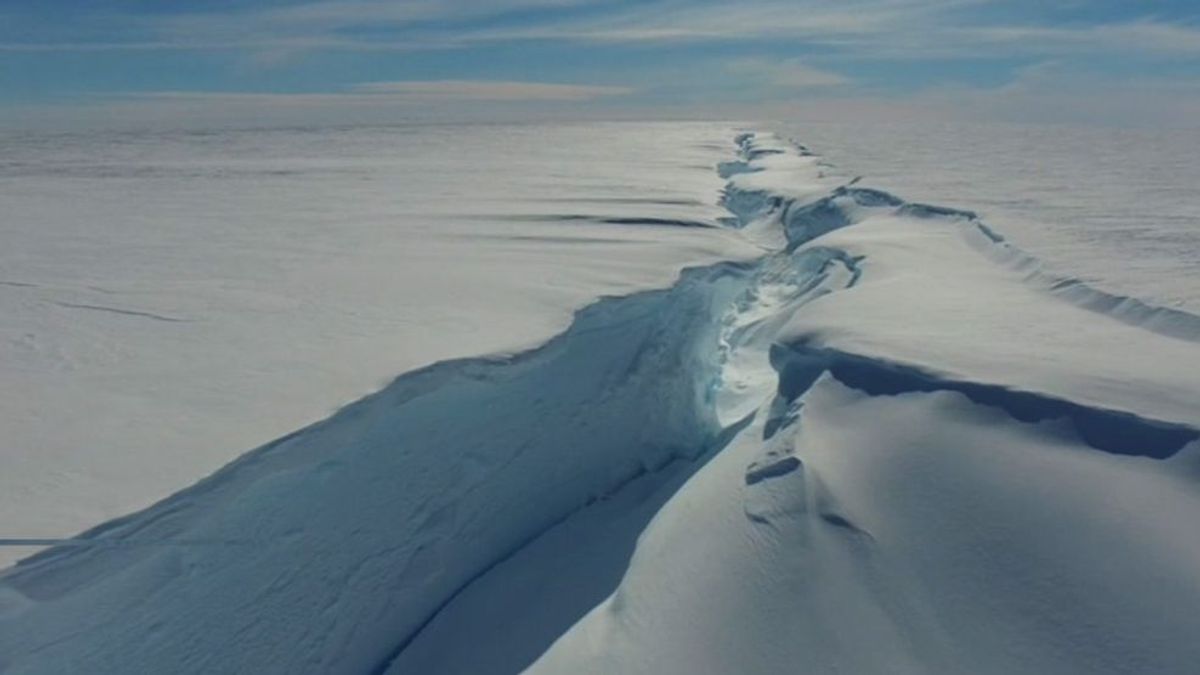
[0,122,759,565]
[530,134,1200,674]
[777,120,1200,313]
[2,125,1199,674]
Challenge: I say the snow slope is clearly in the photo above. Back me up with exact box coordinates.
[0,122,759,565]
[2,128,1199,674]
[530,134,1200,674]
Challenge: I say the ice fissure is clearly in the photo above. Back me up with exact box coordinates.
[3,130,1199,675]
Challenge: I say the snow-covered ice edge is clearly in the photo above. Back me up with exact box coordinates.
[527,133,1200,674]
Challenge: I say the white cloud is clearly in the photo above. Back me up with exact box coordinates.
[959,19,1200,57]
[124,80,633,106]
[835,61,1200,128]
[724,58,850,89]
[966,60,1200,126]
[151,0,599,40]
[9,1,1200,67]
[462,0,950,44]
[0,0,974,53]
[0,0,600,53]
[5,0,1200,131]
[348,80,633,101]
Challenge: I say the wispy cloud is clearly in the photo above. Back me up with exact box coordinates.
[0,0,971,52]
[897,60,1200,127]
[724,58,850,90]
[456,0,960,44]
[5,0,1200,129]
[146,0,597,45]
[0,0,600,53]
[128,80,633,105]
[255,0,590,26]
[9,1,1200,64]
[349,80,633,100]
[962,19,1200,57]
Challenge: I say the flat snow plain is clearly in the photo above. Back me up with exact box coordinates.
[1,123,1199,675]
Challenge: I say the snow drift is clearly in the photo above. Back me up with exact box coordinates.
[2,129,1199,675]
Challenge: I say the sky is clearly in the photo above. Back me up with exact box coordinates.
[2,0,1200,129]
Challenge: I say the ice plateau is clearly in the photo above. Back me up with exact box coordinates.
[1,126,1199,675]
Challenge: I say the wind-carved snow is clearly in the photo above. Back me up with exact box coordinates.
[3,129,1200,675]
[524,132,1200,675]
[0,122,761,568]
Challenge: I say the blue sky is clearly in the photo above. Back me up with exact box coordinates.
[3,0,1200,128]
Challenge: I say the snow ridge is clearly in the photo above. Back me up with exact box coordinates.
[718,131,1199,455]
[770,342,1197,459]
[723,132,1200,342]
[527,132,1200,675]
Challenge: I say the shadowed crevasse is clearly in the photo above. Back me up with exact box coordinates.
[770,342,1198,459]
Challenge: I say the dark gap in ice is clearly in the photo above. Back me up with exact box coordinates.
[771,343,1198,460]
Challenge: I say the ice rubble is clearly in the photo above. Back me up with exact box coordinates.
[2,129,1200,675]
